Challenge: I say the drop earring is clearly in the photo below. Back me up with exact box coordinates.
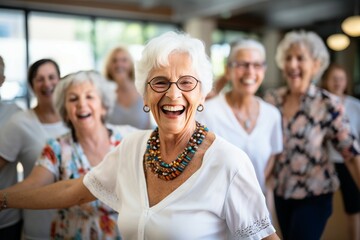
[143,105,150,113]
[197,104,204,112]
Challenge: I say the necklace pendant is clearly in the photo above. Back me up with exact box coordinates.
[244,119,251,129]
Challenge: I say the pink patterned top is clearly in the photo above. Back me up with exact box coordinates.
[265,84,360,199]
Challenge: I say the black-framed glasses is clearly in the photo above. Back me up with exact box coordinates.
[228,61,266,70]
[147,75,200,93]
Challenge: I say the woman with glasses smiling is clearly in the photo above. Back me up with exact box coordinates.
[0,31,279,240]
[197,39,283,207]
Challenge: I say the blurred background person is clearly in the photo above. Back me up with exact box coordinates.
[264,30,360,240]
[104,46,153,129]
[197,39,283,211]
[320,63,360,240]
[0,55,22,239]
[1,70,136,239]
[0,55,21,126]
[0,59,68,240]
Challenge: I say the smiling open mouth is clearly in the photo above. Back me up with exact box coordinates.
[77,113,91,119]
[161,105,185,116]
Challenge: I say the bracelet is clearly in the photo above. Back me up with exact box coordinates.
[0,192,8,211]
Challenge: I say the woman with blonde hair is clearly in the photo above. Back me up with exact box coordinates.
[104,46,153,129]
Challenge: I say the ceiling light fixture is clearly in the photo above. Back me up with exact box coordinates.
[326,33,350,51]
[341,0,360,37]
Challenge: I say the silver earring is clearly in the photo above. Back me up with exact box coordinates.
[197,104,204,112]
[143,105,150,113]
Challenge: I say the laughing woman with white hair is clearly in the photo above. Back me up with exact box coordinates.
[0,32,279,240]
[264,30,360,240]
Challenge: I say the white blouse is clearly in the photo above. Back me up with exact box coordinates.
[197,94,283,192]
[84,130,275,240]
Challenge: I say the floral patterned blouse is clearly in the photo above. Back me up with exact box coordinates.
[36,124,136,240]
[264,84,360,199]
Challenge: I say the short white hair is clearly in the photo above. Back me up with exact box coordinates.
[135,31,213,97]
[275,30,329,81]
[228,39,266,63]
[53,70,114,128]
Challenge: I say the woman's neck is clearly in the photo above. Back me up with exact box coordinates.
[75,124,109,146]
[158,123,197,163]
[227,91,255,110]
[116,81,139,108]
[33,104,61,123]
[75,124,111,166]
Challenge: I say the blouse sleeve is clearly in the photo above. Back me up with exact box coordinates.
[35,138,62,180]
[83,145,122,212]
[224,149,276,239]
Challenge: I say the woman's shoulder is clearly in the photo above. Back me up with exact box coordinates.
[207,135,252,168]
[107,123,140,136]
[345,95,360,106]
[263,86,288,106]
[2,109,37,130]
[258,97,281,115]
[116,128,152,145]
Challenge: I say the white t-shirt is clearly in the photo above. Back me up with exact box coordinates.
[327,95,360,163]
[84,130,276,240]
[0,101,22,229]
[0,109,68,239]
[196,94,283,192]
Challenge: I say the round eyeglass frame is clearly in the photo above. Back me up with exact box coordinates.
[147,75,200,93]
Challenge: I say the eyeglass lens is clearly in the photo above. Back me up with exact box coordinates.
[148,76,198,92]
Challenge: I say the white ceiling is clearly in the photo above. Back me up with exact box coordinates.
[0,0,357,36]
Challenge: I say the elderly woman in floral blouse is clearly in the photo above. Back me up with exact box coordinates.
[0,70,136,239]
[264,30,360,240]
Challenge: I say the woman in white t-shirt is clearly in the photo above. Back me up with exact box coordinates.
[0,59,68,240]
[0,32,279,240]
[0,55,22,239]
[197,39,283,208]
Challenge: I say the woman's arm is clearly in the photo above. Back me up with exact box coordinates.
[0,156,7,169]
[345,155,360,190]
[263,233,280,240]
[5,165,55,193]
[264,155,276,181]
[0,176,96,210]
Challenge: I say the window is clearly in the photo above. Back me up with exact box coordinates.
[0,9,27,108]
[0,8,178,107]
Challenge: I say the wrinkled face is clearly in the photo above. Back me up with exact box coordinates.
[31,62,60,105]
[227,48,266,96]
[144,52,204,135]
[283,43,320,94]
[65,81,106,131]
[324,68,347,96]
[109,50,133,82]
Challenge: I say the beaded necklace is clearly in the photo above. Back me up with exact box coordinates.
[144,121,208,181]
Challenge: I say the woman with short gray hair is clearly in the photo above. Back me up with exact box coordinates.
[265,30,360,240]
